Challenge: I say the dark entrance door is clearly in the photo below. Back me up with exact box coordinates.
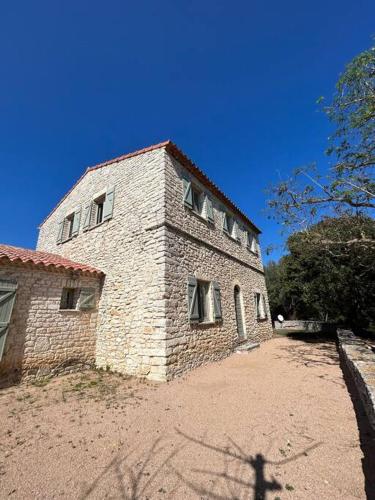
[234,285,245,341]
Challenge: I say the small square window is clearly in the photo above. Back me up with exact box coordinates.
[60,288,78,310]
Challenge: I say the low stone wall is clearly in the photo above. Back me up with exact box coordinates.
[274,320,335,333]
[337,329,375,433]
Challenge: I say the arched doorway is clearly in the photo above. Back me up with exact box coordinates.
[234,285,246,341]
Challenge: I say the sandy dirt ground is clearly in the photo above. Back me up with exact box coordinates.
[1,334,374,500]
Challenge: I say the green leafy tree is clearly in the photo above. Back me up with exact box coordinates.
[266,216,375,330]
[268,42,375,247]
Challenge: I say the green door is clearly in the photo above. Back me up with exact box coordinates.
[0,279,17,361]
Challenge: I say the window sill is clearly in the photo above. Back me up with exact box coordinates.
[247,247,259,256]
[187,206,215,226]
[190,319,221,327]
[59,308,95,313]
[224,231,241,244]
[58,235,78,245]
[83,218,111,233]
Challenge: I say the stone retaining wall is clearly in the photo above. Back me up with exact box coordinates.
[274,320,336,333]
[337,329,375,433]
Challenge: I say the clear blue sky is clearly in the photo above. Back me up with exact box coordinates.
[1,1,374,262]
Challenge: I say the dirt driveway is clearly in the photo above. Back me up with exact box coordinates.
[0,335,374,500]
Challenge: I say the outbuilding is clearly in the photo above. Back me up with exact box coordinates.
[0,244,103,384]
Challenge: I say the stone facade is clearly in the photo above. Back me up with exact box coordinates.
[37,142,273,381]
[0,263,100,382]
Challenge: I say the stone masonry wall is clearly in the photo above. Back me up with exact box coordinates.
[0,264,100,381]
[37,149,168,381]
[338,329,375,434]
[162,151,273,378]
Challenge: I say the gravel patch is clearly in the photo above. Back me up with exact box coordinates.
[0,336,371,499]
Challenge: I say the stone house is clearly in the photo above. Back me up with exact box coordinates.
[1,141,272,382]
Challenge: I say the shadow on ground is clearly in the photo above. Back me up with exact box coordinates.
[80,431,322,500]
[171,430,321,500]
[274,331,341,384]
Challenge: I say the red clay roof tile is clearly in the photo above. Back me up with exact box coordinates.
[0,244,103,276]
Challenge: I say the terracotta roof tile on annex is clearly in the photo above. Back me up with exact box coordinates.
[0,244,103,276]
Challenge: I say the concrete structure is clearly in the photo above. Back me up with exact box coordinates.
[1,141,272,382]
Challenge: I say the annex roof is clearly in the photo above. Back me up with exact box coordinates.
[40,141,261,233]
[0,244,104,276]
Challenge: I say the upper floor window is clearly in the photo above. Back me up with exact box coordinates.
[183,179,214,224]
[223,213,240,242]
[192,186,204,216]
[91,194,105,226]
[83,186,115,232]
[247,232,258,254]
[57,208,81,244]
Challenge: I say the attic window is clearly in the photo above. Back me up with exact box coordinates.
[57,209,81,244]
[83,186,115,232]
[91,194,105,226]
[62,213,74,242]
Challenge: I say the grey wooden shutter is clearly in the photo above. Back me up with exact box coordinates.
[206,196,214,223]
[254,293,259,317]
[183,179,193,209]
[262,294,267,318]
[83,203,91,231]
[187,276,199,321]
[79,288,96,310]
[233,221,240,241]
[103,186,115,221]
[223,213,229,233]
[57,219,64,243]
[0,280,17,361]
[71,208,81,237]
[212,281,222,320]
